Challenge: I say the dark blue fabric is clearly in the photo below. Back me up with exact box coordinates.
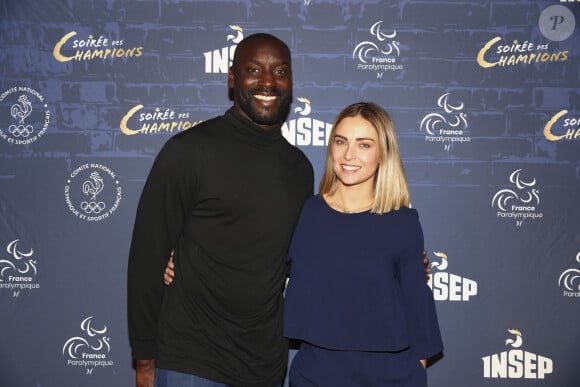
[156,368,229,387]
[284,195,443,359]
[289,342,427,387]
[155,368,282,387]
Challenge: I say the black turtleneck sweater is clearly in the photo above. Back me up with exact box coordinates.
[128,108,314,386]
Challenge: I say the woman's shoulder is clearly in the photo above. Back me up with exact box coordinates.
[298,194,331,218]
[388,206,419,219]
[302,194,324,210]
[380,207,421,231]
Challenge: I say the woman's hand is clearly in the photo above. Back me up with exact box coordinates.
[163,251,175,285]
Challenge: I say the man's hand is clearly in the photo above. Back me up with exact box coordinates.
[136,359,155,387]
[423,250,431,283]
[164,251,174,285]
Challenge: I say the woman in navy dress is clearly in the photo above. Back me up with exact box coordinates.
[284,102,443,386]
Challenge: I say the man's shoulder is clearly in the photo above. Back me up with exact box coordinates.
[170,115,225,143]
[285,143,315,186]
[280,139,313,167]
[155,115,226,160]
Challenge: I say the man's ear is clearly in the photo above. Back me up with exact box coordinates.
[228,67,235,89]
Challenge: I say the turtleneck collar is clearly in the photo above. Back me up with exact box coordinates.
[225,107,284,147]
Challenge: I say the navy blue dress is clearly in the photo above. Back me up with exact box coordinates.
[284,195,443,386]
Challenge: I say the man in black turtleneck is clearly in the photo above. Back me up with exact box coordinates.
[127,33,314,387]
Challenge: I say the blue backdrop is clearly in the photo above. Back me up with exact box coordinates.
[1,1,579,386]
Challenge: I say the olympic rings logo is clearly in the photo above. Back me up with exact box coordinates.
[8,124,34,137]
[80,201,106,214]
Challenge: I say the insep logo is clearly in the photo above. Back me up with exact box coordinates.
[282,97,332,147]
[203,25,243,74]
[482,329,553,380]
[427,252,477,301]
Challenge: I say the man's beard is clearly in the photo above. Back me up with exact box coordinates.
[237,87,291,127]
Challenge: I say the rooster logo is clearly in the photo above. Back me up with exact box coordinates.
[0,239,36,281]
[62,316,111,359]
[492,169,540,211]
[80,172,106,214]
[9,94,34,138]
[505,329,523,348]
[427,251,448,289]
[11,95,32,124]
[353,21,400,63]
[430,251,449,271]
[294,97,312,116]
[83,171,104,201]
[226,25,244,44]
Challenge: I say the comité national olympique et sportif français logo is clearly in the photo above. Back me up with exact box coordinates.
[482,329,553,380]
[0,239,39,298]
[0,86,50,145]
[419,92,470,151]
[353,21,403,78]
[558,251,580,298]
[281,97,332,147]
[203,25,244,74]
[64,163,122,222]
[63,316,113,375]
[491,169,543,226]
[427,251,477,302]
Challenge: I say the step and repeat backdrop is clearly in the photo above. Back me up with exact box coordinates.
[1,0,579,386]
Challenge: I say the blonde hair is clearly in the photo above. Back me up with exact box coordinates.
[319,102,410,214]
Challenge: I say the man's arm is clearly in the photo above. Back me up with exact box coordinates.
[128,137,196,377]
[136,359,156,387]
[163,251,430,286]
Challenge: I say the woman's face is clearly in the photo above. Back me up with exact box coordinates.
[330,115,381,189]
